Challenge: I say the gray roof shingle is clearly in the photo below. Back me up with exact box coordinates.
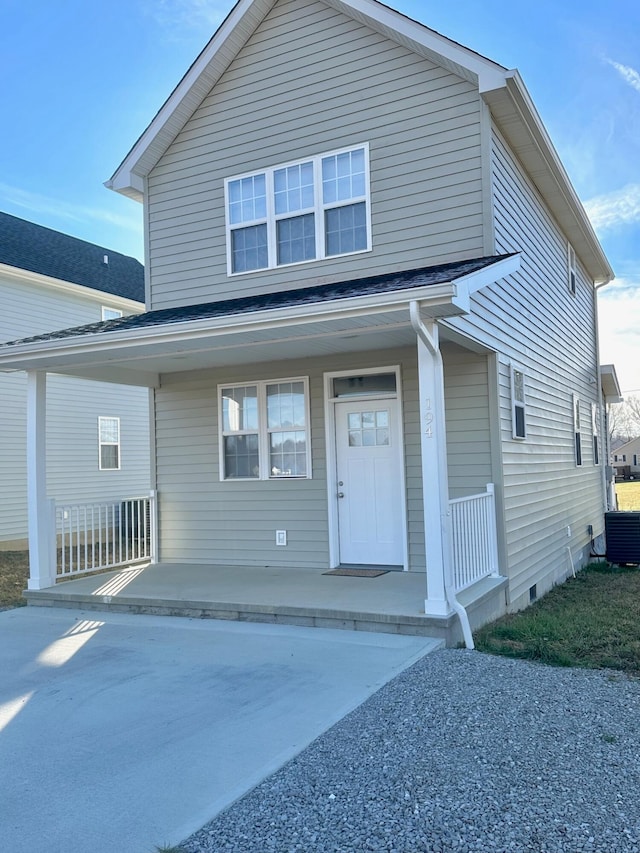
[0,254,515,349]
[0,211,144,302]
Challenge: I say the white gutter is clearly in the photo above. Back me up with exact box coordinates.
[409,301,474,649]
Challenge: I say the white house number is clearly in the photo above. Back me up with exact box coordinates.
[424,399,434,438]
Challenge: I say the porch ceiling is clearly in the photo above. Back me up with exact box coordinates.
[0,306,426,386]
[0,254,520,386]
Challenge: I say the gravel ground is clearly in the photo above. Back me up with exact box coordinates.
[180,649,640,853]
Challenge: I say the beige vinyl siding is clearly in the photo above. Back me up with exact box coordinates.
[46,377,151,505]
[443,127,602,605]
[146,0,485,310]
[442,344,493,499]
[154,347,428,570]
[0,274,150,546]
[0,277,107,341]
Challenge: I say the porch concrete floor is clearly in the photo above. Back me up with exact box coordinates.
[25,562,455,639]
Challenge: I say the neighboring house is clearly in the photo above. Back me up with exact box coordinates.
[0,211,150,549]
[613,436,640,480]
[601,364,624,507]
[0,0,616,639]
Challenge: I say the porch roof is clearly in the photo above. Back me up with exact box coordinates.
[0,253,519,386]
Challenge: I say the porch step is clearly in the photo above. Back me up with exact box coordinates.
[24,571,507,646]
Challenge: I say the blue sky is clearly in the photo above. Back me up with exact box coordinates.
[1,0,639,392]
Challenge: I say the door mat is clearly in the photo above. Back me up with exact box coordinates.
[323,568,389,578]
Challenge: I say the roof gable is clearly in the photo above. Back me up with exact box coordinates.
[106,0,506,200]
[105,0,612,285]
[0,211,144,303]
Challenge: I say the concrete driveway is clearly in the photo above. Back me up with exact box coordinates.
[0,607,441,853]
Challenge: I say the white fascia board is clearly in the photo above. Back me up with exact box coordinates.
[104,173,145,203]
[0,281,460,369]
[326,0,506,90]
[600,364,623,403]
[451,253,521,312]
[107,0,275,198]
[0,262,144,312]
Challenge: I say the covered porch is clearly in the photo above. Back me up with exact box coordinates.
[24,560,507,646]
[0,255,520,646]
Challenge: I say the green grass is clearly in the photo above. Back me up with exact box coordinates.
[615,480,640,511]
[475,563,640,675]
[0,551,29,609]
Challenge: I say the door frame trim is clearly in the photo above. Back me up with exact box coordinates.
[323,365,408,570]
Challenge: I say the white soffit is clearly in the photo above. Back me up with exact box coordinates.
[600,364,623,403]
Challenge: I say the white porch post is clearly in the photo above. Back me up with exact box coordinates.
[26,370,56,589]
[412,312,453,616]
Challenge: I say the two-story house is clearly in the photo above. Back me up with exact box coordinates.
[0,0,616,644]
[0,212,151,550]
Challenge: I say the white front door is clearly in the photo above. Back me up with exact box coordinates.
[335,399,404,565]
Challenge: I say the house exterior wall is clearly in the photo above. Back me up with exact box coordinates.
[441,127,603,607]
[135,0,608,614]
[153,342,493,572]
[154,347,425,568]
[442,344,493,499]
[146,0,486,310]
[0,274,151,548]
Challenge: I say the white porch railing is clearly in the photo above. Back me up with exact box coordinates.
[449,483,500,592]
[55,492,156,579]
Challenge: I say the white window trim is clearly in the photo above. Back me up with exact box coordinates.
[98,416,121,471]
[591,402,600,466]
[101,306,123,321]
[224,143,371,275]
[510,365,526,440]
[573,394,582,466]
[567,244,577,295]
[218,377,311,481]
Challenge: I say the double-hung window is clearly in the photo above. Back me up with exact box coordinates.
[225,144,370,274]
[591,403,600,465]
[573,395,582,466]
[511,366,526,439]
[567,244,577,295]
[219,379,310,480]
[98,417,120,470]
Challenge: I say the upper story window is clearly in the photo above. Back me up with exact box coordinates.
[225,144,371,275]
[567,244,577,295]
[102,306,123,321]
